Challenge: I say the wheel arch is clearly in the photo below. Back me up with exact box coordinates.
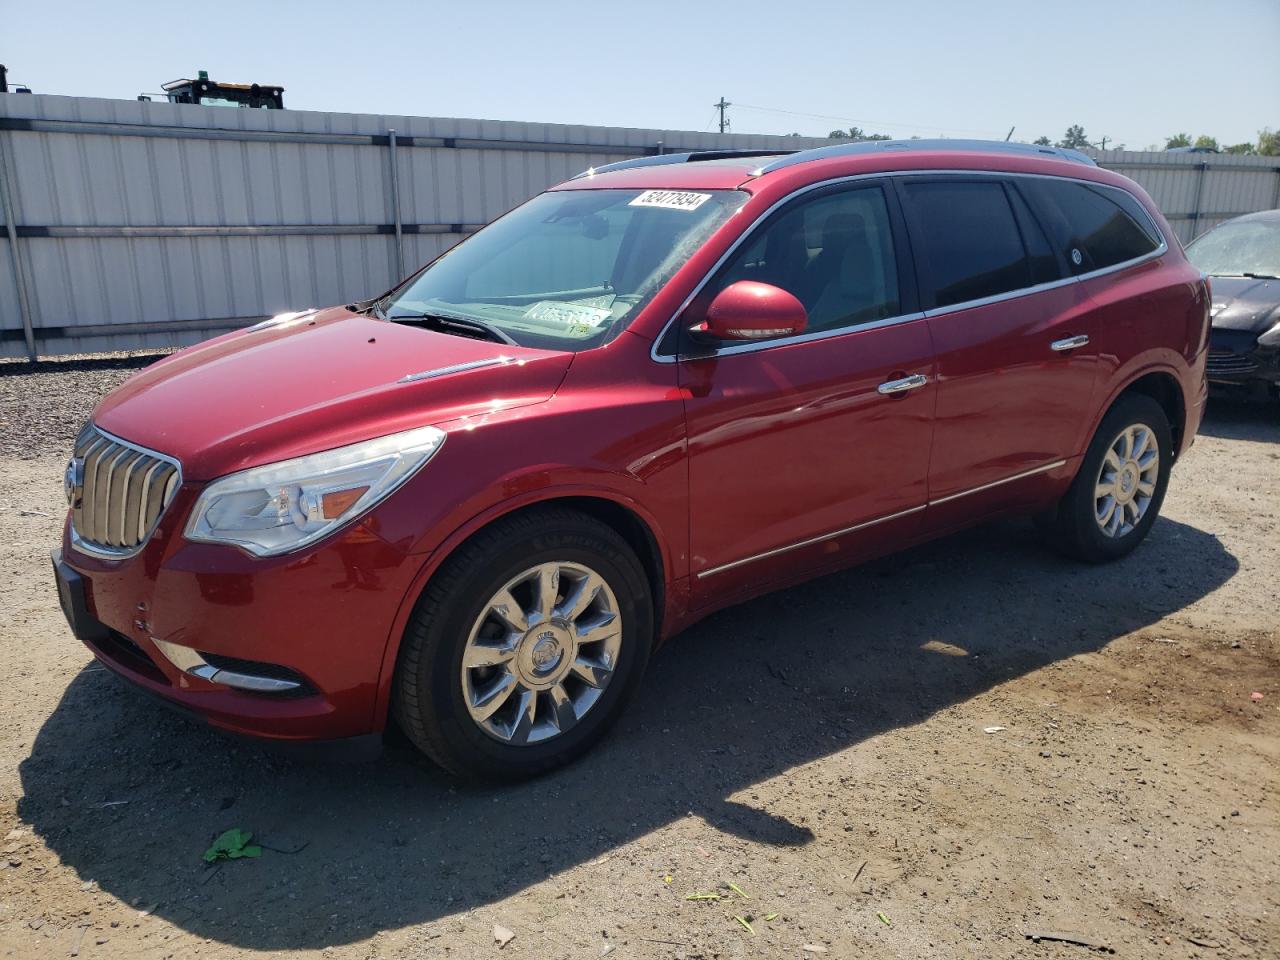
[1087,363,1189,462]
[371,489,672,732]
[1111,370,1187,456]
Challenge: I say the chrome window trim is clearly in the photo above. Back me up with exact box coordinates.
[68,425,182,562]
[696,458,1069,579]
[650,172,896,364]
[650,169,1169,364]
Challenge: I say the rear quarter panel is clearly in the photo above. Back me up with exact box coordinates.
[1073,249,1208,457]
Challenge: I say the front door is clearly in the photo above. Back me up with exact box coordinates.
[673,181,937,605]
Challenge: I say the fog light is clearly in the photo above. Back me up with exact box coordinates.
[151,639,304,694]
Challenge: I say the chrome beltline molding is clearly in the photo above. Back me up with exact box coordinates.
[696,458,1069,579]
[650,168,1168,364]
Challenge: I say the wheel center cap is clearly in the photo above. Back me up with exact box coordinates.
[515,620,573,687]
[530,632,562,672]
[1117,464,1138,500]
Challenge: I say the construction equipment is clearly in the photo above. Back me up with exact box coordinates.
[162,70,284,109]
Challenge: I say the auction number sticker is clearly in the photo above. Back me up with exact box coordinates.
[629,190,712,211]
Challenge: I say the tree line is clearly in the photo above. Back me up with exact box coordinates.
[825,124,1279,155]
[1034,125,1278,154]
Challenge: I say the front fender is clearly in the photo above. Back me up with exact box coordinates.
[368,478,683,734]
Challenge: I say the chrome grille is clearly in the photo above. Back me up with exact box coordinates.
[69,426,181,557]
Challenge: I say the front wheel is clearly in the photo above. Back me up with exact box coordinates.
[392,507,654,781]
[1040,393,1174,563]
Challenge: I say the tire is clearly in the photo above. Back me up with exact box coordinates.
[1041,393,1174,563]
[392,507,654,781]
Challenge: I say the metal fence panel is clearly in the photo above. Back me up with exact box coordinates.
[3,92,1279,359]
[1091,148,1280,243]
[0,94,842,358]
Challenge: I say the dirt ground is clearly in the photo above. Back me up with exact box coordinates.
[0,358,1276,960]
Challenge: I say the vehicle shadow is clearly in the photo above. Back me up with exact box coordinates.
[17,516,1236,950]
[1197,395,1280,442]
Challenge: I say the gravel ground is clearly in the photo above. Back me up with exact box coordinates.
[0,357,1276,960]
[0,353,170,459]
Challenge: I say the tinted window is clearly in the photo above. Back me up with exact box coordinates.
[699,185,902,336]
[1019,179,1161,273]
[1007,185,1060,284]
[901,181,1032,308]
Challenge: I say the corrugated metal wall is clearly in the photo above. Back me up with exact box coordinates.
[1089,148,1280,244]
[0,95,837,359]
[3,94,1279,359]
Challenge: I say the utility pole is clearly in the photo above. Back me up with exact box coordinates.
[713,97,731,134]
[1097,136,1111,151]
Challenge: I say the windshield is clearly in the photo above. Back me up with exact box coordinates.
[1186,218,1280,279]
[382,188,748,349]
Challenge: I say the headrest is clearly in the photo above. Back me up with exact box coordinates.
[819,212,867,251]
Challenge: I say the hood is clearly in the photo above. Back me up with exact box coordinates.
[93,307,572,480]
[1209,276,1280,333]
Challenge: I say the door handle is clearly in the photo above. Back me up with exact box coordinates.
[1050,334,1090,352]
[877,373,929,395]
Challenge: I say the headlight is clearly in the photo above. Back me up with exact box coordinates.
[184,425,446,556]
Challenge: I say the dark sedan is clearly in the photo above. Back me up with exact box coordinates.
[1185,209,1280,399]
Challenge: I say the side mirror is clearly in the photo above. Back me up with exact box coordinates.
[691,280,808,342]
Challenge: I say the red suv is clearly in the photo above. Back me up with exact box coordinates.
[52,141,1209,779]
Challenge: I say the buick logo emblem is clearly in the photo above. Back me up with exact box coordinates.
[64,457,85,508]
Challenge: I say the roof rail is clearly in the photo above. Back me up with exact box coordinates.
[753,139,1097,175]
[574,149,794,180]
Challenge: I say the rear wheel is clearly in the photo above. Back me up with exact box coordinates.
[392,507,653,781]
[1041,393,1173,563]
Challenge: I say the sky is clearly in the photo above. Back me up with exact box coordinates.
[3,0,1278,150]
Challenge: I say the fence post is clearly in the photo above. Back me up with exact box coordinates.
[388,128,404,280]
[0,127,37,361]
[1188,161,1208,239]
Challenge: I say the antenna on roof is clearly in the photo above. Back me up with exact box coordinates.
[1005,126,1015,142]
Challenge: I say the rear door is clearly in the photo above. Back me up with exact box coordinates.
[898,176,1100,525]
[1015,176,1170,445]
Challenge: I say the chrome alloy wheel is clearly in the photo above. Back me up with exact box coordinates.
[460,562,623,745]
[1094,422,1159,539]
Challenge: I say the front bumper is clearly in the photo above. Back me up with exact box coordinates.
[1206,329,1280,389]
[53,485,430,745]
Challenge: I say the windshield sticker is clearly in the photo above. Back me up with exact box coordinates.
[629,190,712,212]
[522,301,613,335]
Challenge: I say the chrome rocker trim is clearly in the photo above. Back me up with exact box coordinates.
[696,458,1069,579]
